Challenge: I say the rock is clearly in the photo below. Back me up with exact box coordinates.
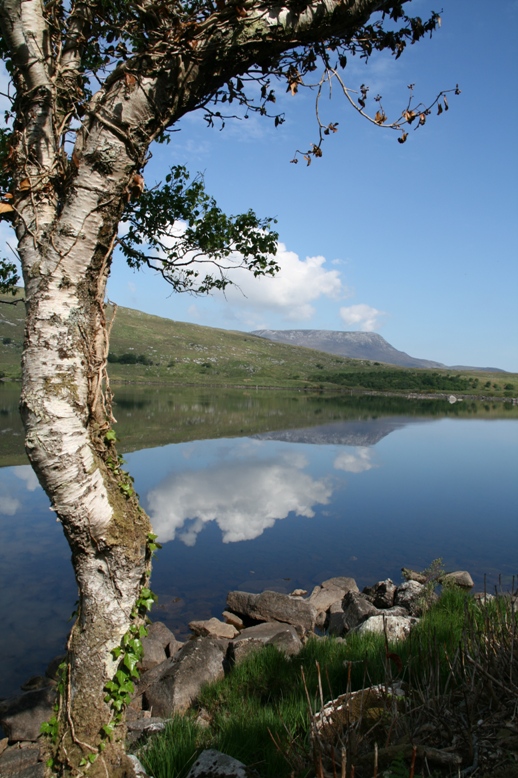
[185,749,259,778]
[355,614,419,642]
[146,621,183,654]
[138,636,228,717]
[0,687,56,742]
[226,590,317,632]
[341,591,379,631]
[363,579,397,609]
[189,618,239,640]
[140,622,183,669]
[127,754,153,777]
[309,577,358,627]
[401,568,428,585]
[231,623,303,664]
[440,571,474,589]
[327,602,347,636]
[0,737,8,756]
[289,589,307,597]
[222,611,244,630]
[44,654,66,681]
[0,743,44,777]
[314,683,405,739]
[473,592,495,604]
[394,580,425,615]
[19,677,49,693]
[126,716,166,747]
[139,637,168,672]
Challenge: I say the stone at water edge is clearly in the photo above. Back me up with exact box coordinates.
[0,687,56,742]
[362,579,397,609]
[308,577,359,627]
[226,590,317,632]
[394,580,426,615]
[440,571,474,589]
[222,611,244,629]
[189,617,239,640]
[341,591,379,631]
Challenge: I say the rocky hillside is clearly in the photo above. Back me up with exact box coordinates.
[251,330,504,372]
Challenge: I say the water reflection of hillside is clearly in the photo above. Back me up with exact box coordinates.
[253,417,423,447]
[1,383,516,466]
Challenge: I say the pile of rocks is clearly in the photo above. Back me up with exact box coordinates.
[0,569,475,777]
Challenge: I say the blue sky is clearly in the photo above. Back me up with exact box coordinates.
[2,1,518,371]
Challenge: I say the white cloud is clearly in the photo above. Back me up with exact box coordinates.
[334,447,376,473]
[0,492,20,516]
[218,243,347,328]
[13,466,40,491]
[339,303,385,332]
[147,452,332,546]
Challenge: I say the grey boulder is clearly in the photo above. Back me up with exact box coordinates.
[355,614,419,642]
[394,580,426,615]
[138,636,228,717]
[231,622,303,664]
[0,744,44,777]
[0,687,56,742]
[189,618,239,640]
[185,749,259,778]
[226,590,316,632]
[341,591,379,631]
[309,577,358,627]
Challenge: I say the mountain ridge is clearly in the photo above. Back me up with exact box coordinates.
[251,330,505,373]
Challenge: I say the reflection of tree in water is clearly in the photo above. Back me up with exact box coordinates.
[112,397,151,411]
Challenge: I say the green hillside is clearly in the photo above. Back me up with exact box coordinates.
[1,289,516,398]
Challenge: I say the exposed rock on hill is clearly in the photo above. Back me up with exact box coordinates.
[251,330,504,372]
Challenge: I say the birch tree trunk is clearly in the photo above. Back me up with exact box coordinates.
[18,129,154,774]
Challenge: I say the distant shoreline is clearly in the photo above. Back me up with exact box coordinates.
[1,375,517,404]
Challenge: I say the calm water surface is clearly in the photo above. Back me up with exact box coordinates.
[0,385,517,697]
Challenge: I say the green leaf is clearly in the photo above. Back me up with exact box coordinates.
[115,669,128,685]
[104,429,117,442]
[102,723,115,738]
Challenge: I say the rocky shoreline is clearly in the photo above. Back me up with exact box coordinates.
[0,567,486,777]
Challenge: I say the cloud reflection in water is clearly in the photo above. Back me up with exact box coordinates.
[334,447,376,473]
[148,449,332,546]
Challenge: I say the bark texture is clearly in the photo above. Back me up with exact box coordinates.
[0,0,426,773]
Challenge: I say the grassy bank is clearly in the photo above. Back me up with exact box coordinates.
[138,587,518,778]
[1,291,516,398]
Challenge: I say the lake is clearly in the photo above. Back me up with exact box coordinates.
[0,384,517,698]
